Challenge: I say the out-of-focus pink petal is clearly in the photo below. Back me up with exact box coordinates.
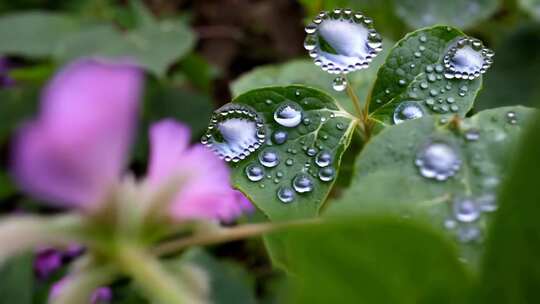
[147,120,251,222]
[11,58,143,210]
[50,278,112,303]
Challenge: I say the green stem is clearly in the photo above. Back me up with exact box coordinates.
[152,219,320,257]
[52,265,117,304]
[344,75,372,140]
[116,245,187,304]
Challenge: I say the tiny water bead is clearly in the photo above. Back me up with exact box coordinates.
[415,141,461,181]
[443,37,494,80]
[306,147,318,157]
[272,130,288,145]
[332,76,347,91]
[392,101,425,125]
[315,150,333,167]
[277,186,295,204]
[464,129,480,141]
[202,104,266,162]
[304,9,383,75]
[506,111,517,124]
[453,197,480,223]
[259,149,280,168]
[245,164,265,182]
[319,167,336,182]
[292,173,315,193]
[274,102,303,128]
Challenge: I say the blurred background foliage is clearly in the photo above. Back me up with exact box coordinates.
[0,0,539,303]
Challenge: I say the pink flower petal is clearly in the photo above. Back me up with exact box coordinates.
[11,58,143,210]
[147,120,253,222]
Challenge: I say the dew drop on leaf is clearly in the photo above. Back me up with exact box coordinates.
[259,148,280,168]
[332,76,347,91]
[443,37,494,80]
[277,186,295,203]
[274,102,303,128]
[315,150,333,167]
[292,173,315,193]
[202,104,266,162]
[393,101,425,125]
[415,141,461,181]
[245,163,265,182]
[453,197,480,223]
[272,130,288,145]
[318,167,336,182]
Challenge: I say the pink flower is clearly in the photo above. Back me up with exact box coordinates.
[10,58,252,221]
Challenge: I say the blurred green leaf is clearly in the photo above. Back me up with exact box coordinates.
[394,0,499,29]
[519,0,540,20]
[478,110,540,303]
[0,12,78,57]
[230,42,389,115]
[177,53,217,93]
[330,107,537,264]
[476,24,540,110]
[369,26,481,126]
[0,171,16,201]
[0,253,34,304]
[181,248,257,304]
[277,217,472,304]
[229,86,356,220]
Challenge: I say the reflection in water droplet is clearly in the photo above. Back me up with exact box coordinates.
[202,104,266,162]
[336,122,345,130]
[444,37,493,80]
[245,163,265,182]
[272,130,288,145]
[306,147,318,157]
[315,150,333,167]
[415,141,461,181]
[464,129,480,141]
[453,198,480,222]
[319,167,335,182]
[277,186,295,203]
[304,9,383,74]
[393,101,425,125]
[274,102,303,128]
[293,174,314,193]
[332,76,347,91]
[506,111,517,124]
[259,149,280,167]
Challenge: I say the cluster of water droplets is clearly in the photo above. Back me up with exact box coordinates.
[443,37,494,80]
[415,140,461,181]
[304,9,383,91]
[201,104,266,162]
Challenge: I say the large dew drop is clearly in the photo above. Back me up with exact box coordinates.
[274,102,303,128]
[393,101,425,125]
[304,9,383,75]
[259,149,280,168]
[202,104,266,162]
[315,150,333,167]
[293,173,314,193]
[272,130,288,145]
[453,197,480,223]
[443,37,494,80]
[245,163,265,182]
[415,141,461,181]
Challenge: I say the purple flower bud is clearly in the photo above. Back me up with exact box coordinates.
[34,248,63,279]
[11,58,143,212]
[0,57,15,87]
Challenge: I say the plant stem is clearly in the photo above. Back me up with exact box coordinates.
[344,75,373,140]
[152,219,320,257]
[344,75,364,119]
[116,245,187,304]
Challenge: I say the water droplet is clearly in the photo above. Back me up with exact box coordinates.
[446,97,455,104]
[415,141,461,181]
[506,111,517,124]
[274,102,303,128]
[414,51,421,58]
[393,101,425,125]
[245,164,265,182]
[398,79,406,86]
[272,130,288,145]
[319,167,335,182]
[293,173,314,193]
[277,186,295,203]
[305,9,383,74]
[202,104,266,162]
[457,225,481,243]
[429,89,439,97]
[444,37,493,80]
[464,129,480,141]
[427,74,436,82]
[444,219,457,230]
[453,197,480,222]
[259,149,280,167]
[332,76,347,91]
[285,158,294,166]
[425,65,434,73]
[419,35,427,43]
[450,105,459,112]
[477,194,497,212]
[315,150,333,167]
[336,122,345,130]
[306,147,318,157]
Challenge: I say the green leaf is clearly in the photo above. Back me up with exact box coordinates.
[0,87,40,145]
[394,0,499,29]
[230,86,357,220]
[0,253,34,304]
[330,107,537,264]
[276,217,472,304]
[181,248,257,304]
[476,24,540,110]
[478,109,540,303]
[0,12,78,57]
[519,0,540,20]
[231,46,388,115]
[0,171,17,201]
[368,26,482,126]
